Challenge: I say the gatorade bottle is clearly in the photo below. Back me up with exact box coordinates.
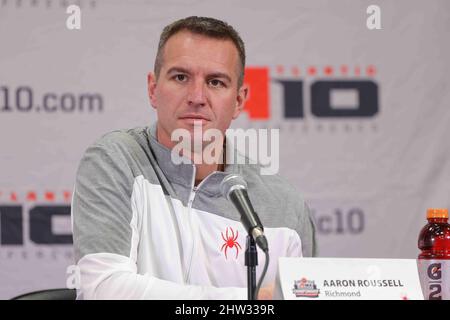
[418,208,450,300]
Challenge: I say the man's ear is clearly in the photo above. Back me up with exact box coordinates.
[233,83,249,119]
[147,72,158,109]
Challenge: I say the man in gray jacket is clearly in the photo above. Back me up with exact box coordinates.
[72,16,317,300]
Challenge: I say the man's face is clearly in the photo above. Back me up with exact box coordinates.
[147,31,248,149]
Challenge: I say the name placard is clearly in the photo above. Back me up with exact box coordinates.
[274,258,424,300]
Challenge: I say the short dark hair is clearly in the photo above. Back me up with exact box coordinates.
[154,16,246,87]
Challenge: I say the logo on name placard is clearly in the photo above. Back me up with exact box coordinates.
[292,278,321,298]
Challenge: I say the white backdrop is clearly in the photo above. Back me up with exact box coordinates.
[1,0,449,299]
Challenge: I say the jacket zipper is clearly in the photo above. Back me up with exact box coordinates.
[184,165,198,282]
[184,165,211,283]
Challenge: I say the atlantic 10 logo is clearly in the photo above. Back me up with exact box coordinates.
[0,205,72,245]
[242,65,378,120]
[0,191,72,245]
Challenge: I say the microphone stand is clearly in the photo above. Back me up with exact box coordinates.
[245,234,258,300]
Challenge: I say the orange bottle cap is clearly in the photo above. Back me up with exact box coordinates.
[427,208,448,219]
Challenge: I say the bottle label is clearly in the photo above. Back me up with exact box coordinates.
[417,260,450,300]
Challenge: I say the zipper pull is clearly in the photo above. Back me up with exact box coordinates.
[188,186,197,207]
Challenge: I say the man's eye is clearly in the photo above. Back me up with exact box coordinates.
[174,74,187,82]
[208,79,225,88]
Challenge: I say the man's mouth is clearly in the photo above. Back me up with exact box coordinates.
[179,114,210,121]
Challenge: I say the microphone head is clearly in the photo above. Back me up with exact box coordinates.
[220,174,248,200]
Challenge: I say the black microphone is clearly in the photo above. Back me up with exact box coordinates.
[220,174,269,252]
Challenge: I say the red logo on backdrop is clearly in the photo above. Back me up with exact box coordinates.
[243,67,270,120]
[243,65,378,120]
[220,227,242,259]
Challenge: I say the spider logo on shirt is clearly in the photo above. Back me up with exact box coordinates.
[220,227,242,259]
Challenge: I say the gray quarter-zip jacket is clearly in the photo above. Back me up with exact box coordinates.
[71,124,317,299]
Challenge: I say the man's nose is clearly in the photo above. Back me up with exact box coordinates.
[187,79,207,107]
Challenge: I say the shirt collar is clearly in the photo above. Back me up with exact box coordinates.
[146,123,242,196]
